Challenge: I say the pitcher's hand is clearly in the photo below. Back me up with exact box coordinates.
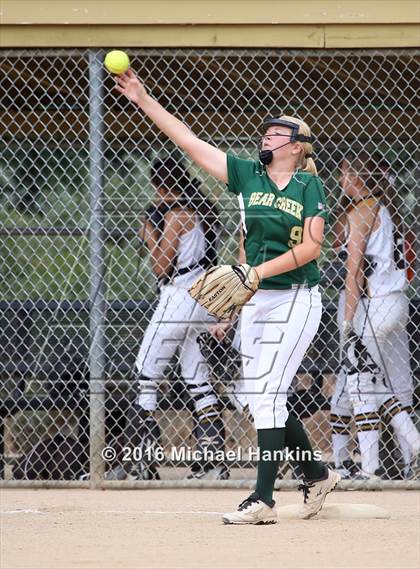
[115,69,148,106]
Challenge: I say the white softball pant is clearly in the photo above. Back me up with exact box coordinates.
[134,284,217,413]
[331,290,413,413]
[240,286,322,429]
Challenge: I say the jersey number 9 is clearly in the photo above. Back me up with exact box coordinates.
[288,226,303,248]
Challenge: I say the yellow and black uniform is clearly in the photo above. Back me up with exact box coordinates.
[227,154,328,289]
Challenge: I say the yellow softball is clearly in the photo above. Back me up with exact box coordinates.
[104,50,130,75]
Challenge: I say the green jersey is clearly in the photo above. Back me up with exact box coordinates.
[227,153,329,290]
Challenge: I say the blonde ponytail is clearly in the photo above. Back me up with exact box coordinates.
[302,156,317,176]
[278,115,317,175]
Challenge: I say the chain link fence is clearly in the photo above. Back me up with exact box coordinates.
[0,48,419,488]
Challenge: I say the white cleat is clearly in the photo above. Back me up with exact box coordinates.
[222,493,277,525]
[298,468,341,520]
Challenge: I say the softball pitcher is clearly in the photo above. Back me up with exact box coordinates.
[116,69,340,525]
[125,155,229,481]
[330,152,420,478]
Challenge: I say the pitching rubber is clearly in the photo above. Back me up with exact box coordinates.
[278,503,390,520]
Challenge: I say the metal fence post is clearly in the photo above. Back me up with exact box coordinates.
[88,49,106,488]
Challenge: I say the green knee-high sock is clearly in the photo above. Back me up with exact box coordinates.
[285,413,325,480]
[255,428,285,504]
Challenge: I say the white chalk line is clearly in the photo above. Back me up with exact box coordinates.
[143,510,223,515]
[86,510,224,515]
[1,509,47,515]
[1,509,223,516]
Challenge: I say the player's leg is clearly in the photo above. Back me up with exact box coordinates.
[258,289,340,519]
[250,290,326,492]
[265,289,343,518]
[223,301,274,524]
[346,369,381,476]
[180,301,228,480]
[284,412,325,477]
[358,294,420,474]
[134,287,189,406]
[377,295,417,475]
[223,287,340,524]
[381,294,413,409]
[123,287,192,479]
[343,299,380,476]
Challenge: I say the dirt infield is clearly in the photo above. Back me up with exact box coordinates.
[1,489,419,569]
